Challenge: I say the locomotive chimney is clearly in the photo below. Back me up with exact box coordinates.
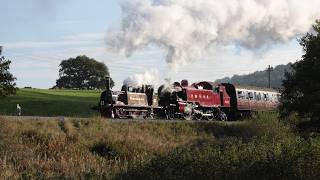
[181,79,189,87]
[105,75,111,91]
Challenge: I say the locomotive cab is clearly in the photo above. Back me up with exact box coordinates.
[118,84,155,106]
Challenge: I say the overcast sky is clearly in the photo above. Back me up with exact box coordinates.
[0,0,305,89]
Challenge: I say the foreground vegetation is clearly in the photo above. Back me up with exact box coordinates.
[1,113,320,179]
[0,88,100,117]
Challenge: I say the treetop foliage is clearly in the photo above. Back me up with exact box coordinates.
[0,56,16,98]
[280,20,320,120]
[56,55,114,90]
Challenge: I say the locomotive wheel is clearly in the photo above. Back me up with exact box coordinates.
[130,111,139,119]
[115,108,126,119]
[168,108,175,120]
[206,108,216,121]
[219,111,227,121]
[194,112,203,121]
[184,112,193,121]
[143,110,154,120]
[183,103,193,121]
[165,107,175,120]
[206,112,214,121]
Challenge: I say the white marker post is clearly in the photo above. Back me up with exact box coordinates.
[17,104,22,116]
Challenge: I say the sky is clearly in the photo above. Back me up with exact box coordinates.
[0,0,305,89]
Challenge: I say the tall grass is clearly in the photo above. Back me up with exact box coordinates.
[0,117,205,179]
[1,113,320,179]
[120,113,320,180]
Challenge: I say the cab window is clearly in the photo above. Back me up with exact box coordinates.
[214,87,220,93]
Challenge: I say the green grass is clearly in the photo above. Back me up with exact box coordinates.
[0,88,101,117]
[1,113,320,179]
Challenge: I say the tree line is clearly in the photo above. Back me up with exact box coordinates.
[215,64,292,89]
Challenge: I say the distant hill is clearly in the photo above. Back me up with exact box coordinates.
[215,63,292,89]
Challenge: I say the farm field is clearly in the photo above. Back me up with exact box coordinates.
[1,113,320,179]
[0,88,101,117]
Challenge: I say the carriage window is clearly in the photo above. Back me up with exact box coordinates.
[255,93,261,101]
[245,91,250,100]
[248,92,254,100]
[264,93,269,101]
[254,92,257,100]
[271,94,276,102]
[237,91,245,99]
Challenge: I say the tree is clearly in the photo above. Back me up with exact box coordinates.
[280,20,320,120]
[56,55,114,90]
[0,56,16,97]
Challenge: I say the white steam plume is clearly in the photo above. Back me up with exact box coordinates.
[123,70,159,87]
[106,0,320,69]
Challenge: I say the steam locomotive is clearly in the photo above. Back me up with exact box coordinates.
[99,76,280,120]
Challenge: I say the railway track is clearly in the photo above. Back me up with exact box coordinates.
[0,115,228,123]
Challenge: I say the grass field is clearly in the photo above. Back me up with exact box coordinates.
[0,88,101,117]
[1,113,320,179]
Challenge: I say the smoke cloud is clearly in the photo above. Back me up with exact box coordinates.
[106,0,320,69]
[123,70,159,87]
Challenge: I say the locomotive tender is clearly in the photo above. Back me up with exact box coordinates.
[99,76,280,121]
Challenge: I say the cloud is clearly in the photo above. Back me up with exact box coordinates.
[107,0,320,70]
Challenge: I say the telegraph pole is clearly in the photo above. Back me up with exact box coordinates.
[266,65,274,88]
